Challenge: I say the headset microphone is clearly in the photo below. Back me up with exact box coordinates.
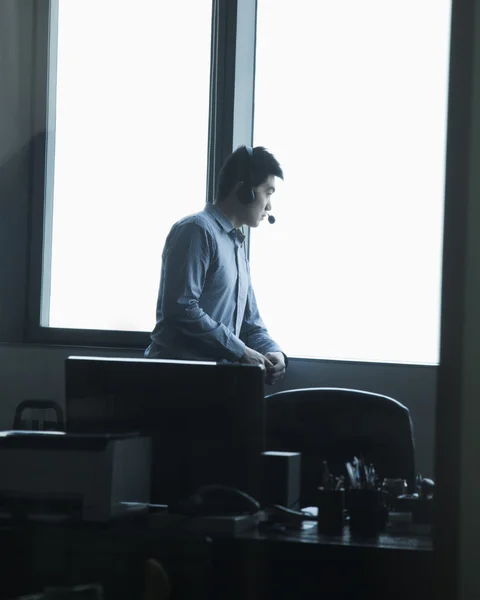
[268,214,276,224]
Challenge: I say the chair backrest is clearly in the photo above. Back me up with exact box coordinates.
[265,387,416,506]
[13,400,65,431]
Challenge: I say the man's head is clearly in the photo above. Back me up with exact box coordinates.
[215,146,284,228]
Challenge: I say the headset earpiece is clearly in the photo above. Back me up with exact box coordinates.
[238,184,255,204]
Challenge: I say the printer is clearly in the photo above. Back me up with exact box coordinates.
[0,431,151,521]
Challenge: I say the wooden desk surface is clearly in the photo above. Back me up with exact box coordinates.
[214,522,433,600]
[234,520,432,552]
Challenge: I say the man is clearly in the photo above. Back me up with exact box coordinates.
[145,145,287,385]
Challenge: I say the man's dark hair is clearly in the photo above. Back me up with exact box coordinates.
[216,145,284,201]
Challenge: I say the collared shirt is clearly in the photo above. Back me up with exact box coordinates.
[145,203,284,362]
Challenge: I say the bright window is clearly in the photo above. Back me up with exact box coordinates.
[252,0,451,364]
[43,0,212,331]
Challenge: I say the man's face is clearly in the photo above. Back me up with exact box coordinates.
[244,175,276,228]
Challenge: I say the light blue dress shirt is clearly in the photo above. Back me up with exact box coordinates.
[145,203,284,362]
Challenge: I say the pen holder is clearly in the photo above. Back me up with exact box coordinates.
[317,488,345,534]
[348,489,388,536]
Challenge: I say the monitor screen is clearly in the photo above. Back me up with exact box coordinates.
[65,356,266,507]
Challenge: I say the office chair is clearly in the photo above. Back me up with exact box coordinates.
[265,387,416,506]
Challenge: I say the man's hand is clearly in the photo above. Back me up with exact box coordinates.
[240,346,274,372]
[264,351,286,386]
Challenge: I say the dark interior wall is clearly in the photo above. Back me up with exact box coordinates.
[0,344,437,477]
[0,1,35,342]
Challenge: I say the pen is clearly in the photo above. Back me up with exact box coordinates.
[346,462,359,489]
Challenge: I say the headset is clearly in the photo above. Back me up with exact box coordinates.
[237,145,276,223]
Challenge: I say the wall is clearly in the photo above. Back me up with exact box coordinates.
[0,1,34,341]
[0,343,437,477]
[457,1,480,597]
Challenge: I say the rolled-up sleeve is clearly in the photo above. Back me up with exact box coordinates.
[161,222,245,361]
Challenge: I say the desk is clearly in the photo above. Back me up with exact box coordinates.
[215,522,432,600]
[0,518,432,600]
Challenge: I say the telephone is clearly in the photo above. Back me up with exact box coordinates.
[175,485,261,516]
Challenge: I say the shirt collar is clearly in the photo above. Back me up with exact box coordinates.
[204,203,245,244]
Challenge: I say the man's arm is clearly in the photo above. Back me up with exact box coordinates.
[161,221,245,361]
[240,280,288,374]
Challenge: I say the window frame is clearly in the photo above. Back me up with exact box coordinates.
[25,0,257,348]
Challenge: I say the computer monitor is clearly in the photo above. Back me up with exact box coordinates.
[65,356,266,508]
